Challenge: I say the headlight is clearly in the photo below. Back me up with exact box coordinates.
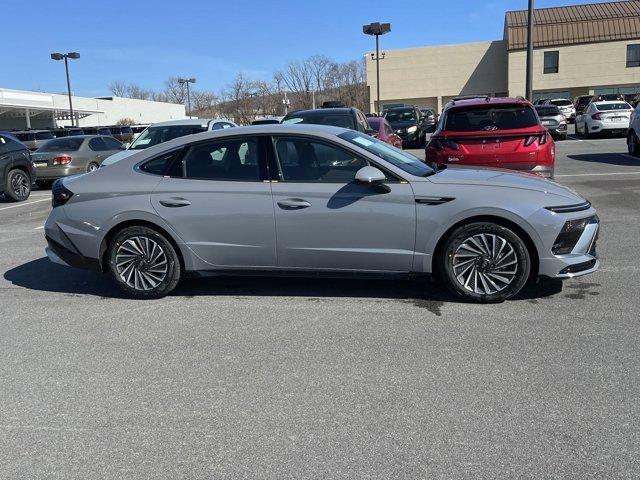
[407,126,418,133]
[552,216,597,255]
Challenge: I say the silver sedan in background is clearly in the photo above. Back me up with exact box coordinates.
[31,135,123,188]
[44,125,599,302]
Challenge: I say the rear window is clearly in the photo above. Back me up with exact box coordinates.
[282,113,355,130]
[444,105,538,131]
[549,100,572,106]
[384,109,417,123]
[535,106,561,116]
[39,137,84,151]
[594,102,632,111]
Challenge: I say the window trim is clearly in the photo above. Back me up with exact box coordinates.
[543,50,559,74]
[626,44,640,68]
[269,134,402,184]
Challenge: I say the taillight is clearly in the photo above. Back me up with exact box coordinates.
[591,113,602,120]
[539,132,548,145]
[51,179,74,207]
[525,133,548,146]
[52,154,72,165]
[524,136,537,147]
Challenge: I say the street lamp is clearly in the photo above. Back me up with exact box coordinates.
[363,22,391,114]
[51,52,80,127]
[178,78,196,118]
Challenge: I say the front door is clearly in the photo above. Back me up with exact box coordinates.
[270,136,416,272]
[150,136,277,268]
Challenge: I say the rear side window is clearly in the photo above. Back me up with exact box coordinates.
[139,150,183,176]
[182,137,261,181]
[444,106,538,131]
[39,137,84,151]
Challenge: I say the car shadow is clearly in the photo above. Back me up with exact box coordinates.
[567,153,637,166]
[5,257,564,314]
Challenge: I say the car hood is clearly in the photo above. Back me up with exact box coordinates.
[427,166,583,203]
[100,149,137,166]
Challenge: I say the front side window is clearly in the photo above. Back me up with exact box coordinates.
[103,137,123,150]
[274,137,367,182]
[88,137,108,151]
[444,105,538,131]
[183,138,260,181]
[627,44,640,67]
[543,51,559,74]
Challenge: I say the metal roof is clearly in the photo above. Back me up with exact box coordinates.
[504,0,640,50]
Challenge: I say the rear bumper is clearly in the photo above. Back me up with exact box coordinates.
[590,120,630,132]
[45,235,102,272]
[35,165,86,180]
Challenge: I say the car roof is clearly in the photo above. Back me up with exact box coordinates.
[286,108,354,116]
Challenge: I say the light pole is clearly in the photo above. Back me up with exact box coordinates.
[178,78,196,118]
[51,52,80,127]
[363,22,391,114]
[525,0,535,101]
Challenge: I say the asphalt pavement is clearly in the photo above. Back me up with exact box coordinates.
[1,129,639,479]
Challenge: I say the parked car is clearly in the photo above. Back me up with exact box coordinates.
[575,101,633,138]
[426,97,555,178]
[52,127,84,138]
[282,108,372,134]
[420,108,438,132]
[251,117,283,125]
[628,103,640,155]
[81,127,112,136]
[384,105,428,148]
[0,131,34,202]
[108,125,134,143]
[31,135,123,188]
[12,130,54,151]
[100,118,238,167]
[542,98,575,122]
[366,116,403,148]
[44,124,599,303]
[574,95,593,116]
[535,105,567,140]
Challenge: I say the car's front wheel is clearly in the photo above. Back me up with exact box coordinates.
[438,222,531,303]
[107,226,182,299]
[4,169,31,202]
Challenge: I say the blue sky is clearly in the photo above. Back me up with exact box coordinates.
[4,0,611,97]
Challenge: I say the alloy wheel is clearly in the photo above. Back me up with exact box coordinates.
[452,233,518,295]
[87,163,98,172]
[115,236,168,291]
[11,172,30,199]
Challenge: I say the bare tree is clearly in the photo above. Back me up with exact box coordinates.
[163,77,187,105]
[108,80,129,97]
[191,90,218,112]
[115,117,136,126]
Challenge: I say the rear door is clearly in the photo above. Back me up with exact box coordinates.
[150,136,277,268]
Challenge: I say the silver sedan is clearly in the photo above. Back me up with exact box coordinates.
[44,125,600,302]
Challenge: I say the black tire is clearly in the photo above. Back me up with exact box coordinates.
[584,126,592,139]
[35,180,53,190]
[87,162,99,173]
[4,169,31,202]
[438,222,531,303]
[107,226,182,299]
[559,134,567,141]
[627,131,640,156]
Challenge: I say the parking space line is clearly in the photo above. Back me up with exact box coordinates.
[621,154,639,161]
[0,198,49,211]
[556,171,640,177]
[34,226,44,230]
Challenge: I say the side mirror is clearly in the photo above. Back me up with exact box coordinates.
[355,166,386,184]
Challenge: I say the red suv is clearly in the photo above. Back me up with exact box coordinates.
[425,97,555,178]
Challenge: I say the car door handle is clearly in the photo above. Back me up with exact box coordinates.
[159,198,191,208]
[277,198,312,210]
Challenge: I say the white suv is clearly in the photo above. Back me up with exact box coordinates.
[628,104,640,155]
[543,99,576,123]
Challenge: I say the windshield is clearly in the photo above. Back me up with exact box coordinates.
[129,124,208,150]
[535,106,561,116]
[39,137,84,151]
[338,131,434,177]
[384,109,416,123]
[549,100,572,106]
[282,113,355,130]
[444,105,538,131]
[594,102,632,111]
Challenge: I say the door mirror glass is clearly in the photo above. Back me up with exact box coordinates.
[355,166,386,184]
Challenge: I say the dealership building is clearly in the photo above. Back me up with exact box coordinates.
[0,87,186,130]
[365,0,640,112]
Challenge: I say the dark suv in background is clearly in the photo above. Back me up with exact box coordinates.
[0,132,34,202]
[383,105,427,147]
[281,107,372,133]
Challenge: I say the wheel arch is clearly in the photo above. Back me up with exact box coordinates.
[99,219,186,274]
[431,214,540,279]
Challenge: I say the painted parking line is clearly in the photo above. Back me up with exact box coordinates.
[556,171,640,178]
[621,154,640,161]
[0,198,49,211]
[34,226,45,230]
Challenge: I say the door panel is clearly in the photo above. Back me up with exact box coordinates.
[271,181,416,271]
[151,178,276,268]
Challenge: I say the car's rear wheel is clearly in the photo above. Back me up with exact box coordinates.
[627,131,640,156]
[4,169,31,202]
[87,162,99,173]
[107,226,182,299]
[438,222,531,303]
